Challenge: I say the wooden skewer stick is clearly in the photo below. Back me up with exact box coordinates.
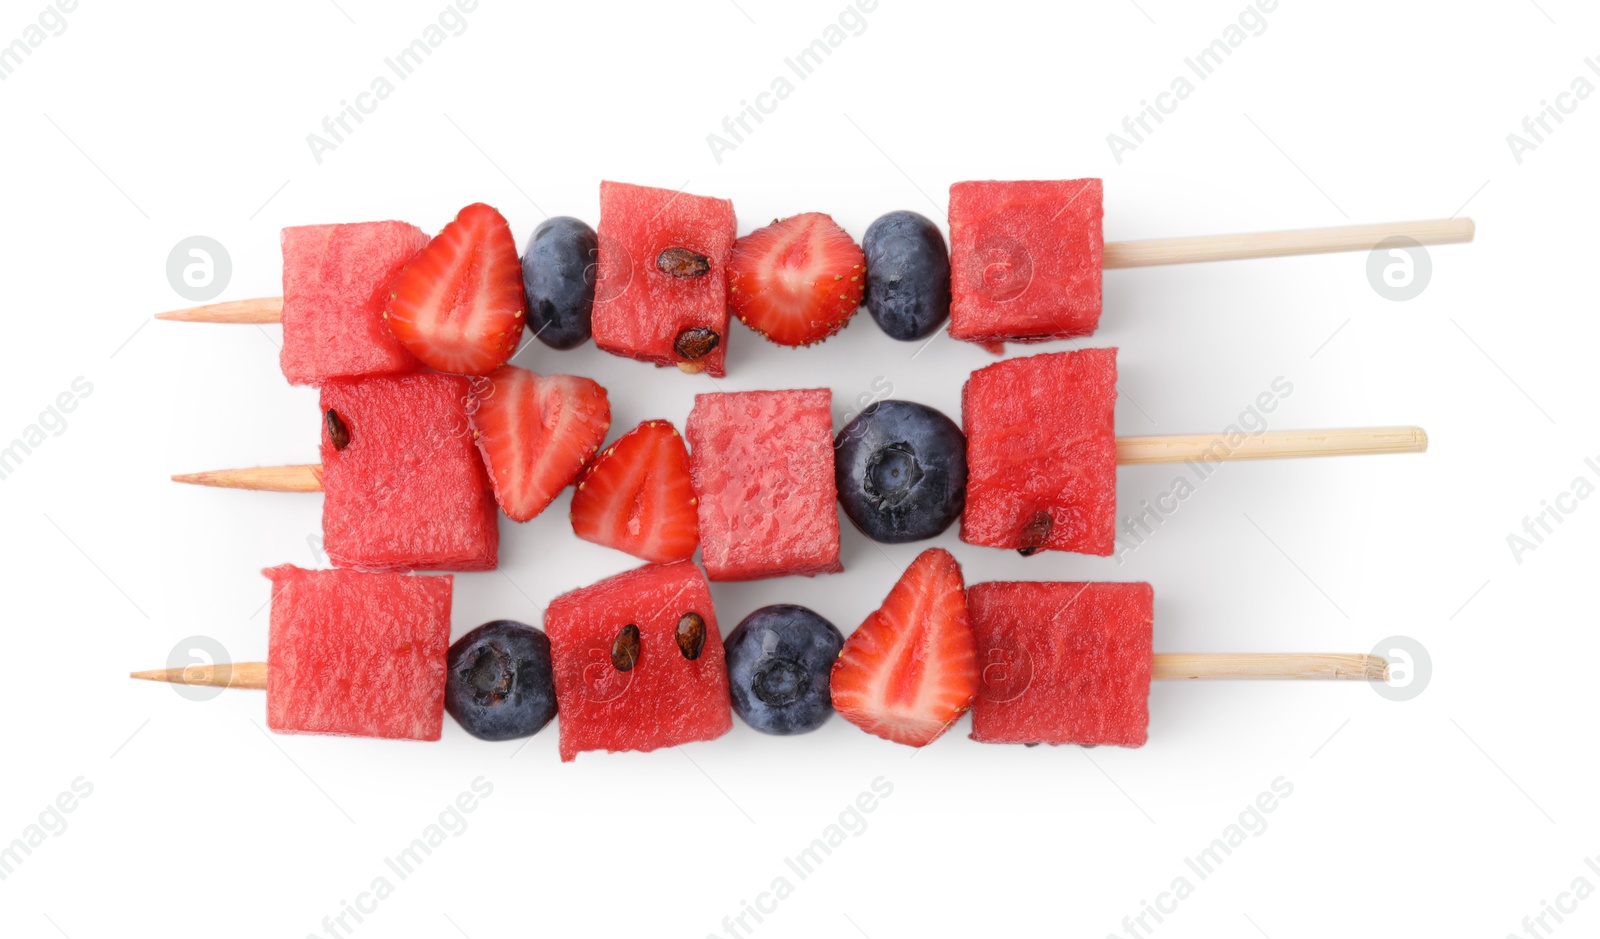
[1102,217,1474,269]
[154,296,284,324]
[170,464,323,492]
[152,218,1474,323]
[132,653,1388,689]
[170,426,1426,492]
[1114,426,1427,465]
[1151,653,1387,681]
[131,662,268,689]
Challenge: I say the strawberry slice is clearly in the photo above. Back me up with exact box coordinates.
[830,547,979,746]
[386,203,526,375]
[726,212,865,346]
[570,420,699,563]
[467,366,610,522]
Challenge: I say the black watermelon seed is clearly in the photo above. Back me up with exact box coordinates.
[674,327,721,360]
[325,409,351,451]
[611,624,641,672]
[1017,510,1053,557]
[676,612,707,660]
[657,247,710,278]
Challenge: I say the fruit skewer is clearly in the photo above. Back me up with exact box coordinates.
[170,426,1427,492]
[131,653,1389,690]
[166,352,1426,575]
[155,216,1473,325]
[128,560,1389,756]
[151,182,1476,381]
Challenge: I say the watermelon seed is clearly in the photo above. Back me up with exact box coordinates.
[611,624,641,672]
[1017,510,1053,557]
[676,612,707,660]
[674,327,721,360]
[325,409,352,451]
[657,247,711,278]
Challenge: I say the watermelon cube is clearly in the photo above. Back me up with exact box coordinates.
[279,221,429,385]
[961,348,1117,556]
[544,560,732,761]
[947,179,1104,343]
[320,373,499,572]
[591,181,736,377]
[265,564,453,740]
[686,389,842,581]
[968,581,1153,747]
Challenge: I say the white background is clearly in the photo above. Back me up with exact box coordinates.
[0,0,1594,936]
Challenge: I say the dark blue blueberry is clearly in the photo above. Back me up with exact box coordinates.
[861,210,951,341]
[834,399,966,543]
[521,216,598,350]
[725,605,843,735]
[445,620,557,741]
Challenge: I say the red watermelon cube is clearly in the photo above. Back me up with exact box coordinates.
[591,181,736,377]
[947,179,1103,343]
[320,373,499,572]
[544,560,732,761]
[279,221,428,385]
[969,581,1153,747]
[686,389,842,581]
[265,564,453,740]
[961,348,1117,556]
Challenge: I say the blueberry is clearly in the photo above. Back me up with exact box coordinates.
[445,620,558,741]
[862,210,951,341]
[834,400,966,543]
[725,605,844,735]
[521,216,598,350]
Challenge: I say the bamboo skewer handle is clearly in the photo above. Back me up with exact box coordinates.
[1151,653,1388,681]
[131,654,1388,689]
[170,426,1427,492]
[155,297,284,323]
[1102,218,1475,269]
[1114,426,1427,465]
[131,662,268,689]
[171,464,323,491]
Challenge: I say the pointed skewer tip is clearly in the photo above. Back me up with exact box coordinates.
[130,663,267,689]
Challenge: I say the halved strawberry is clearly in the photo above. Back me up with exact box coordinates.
[467,366,610,522]
[726,212,865,346]
[830,547,979,747]
[386,203,526,374]
[570,420,699,563]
